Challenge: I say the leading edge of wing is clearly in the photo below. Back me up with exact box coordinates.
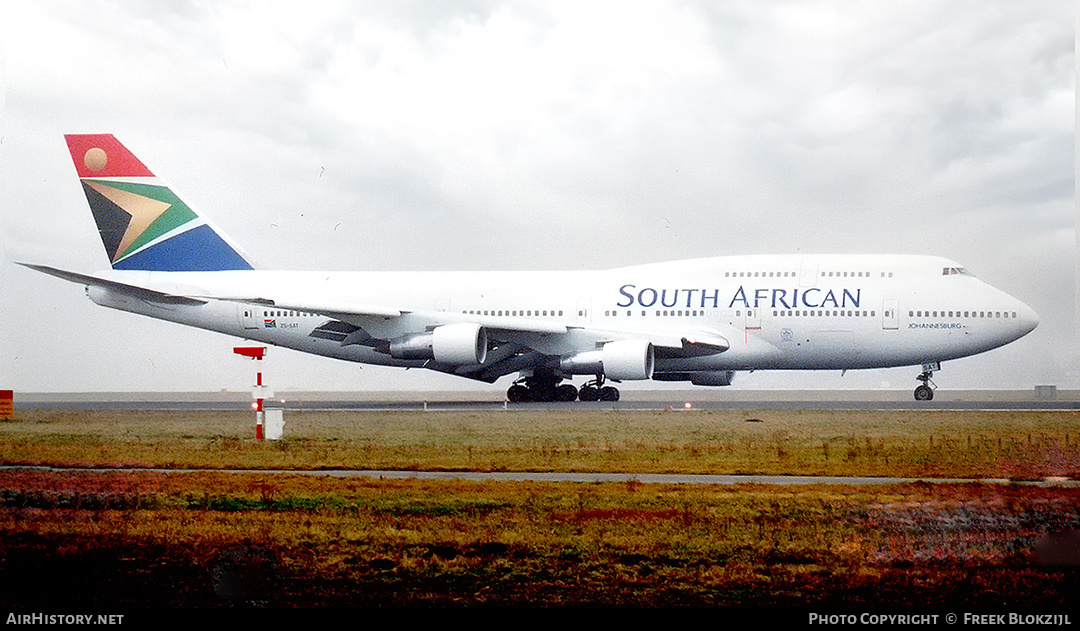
[181,288,572,333]
[173,283,729,357]
[22,262,730,357]
[137,280,730,355]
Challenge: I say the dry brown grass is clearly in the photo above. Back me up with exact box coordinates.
[2,408,1078,478]
[0,468,1078,607]
[2,408,1079,607]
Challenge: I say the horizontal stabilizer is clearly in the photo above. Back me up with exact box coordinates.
[18,263,208,306]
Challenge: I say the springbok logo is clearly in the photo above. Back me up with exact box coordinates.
[81,177,199,264]
[65,134,253,272]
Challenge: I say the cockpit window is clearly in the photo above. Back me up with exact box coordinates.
[942,267,974,277]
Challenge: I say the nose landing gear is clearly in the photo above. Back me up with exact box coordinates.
[914,363,939,401]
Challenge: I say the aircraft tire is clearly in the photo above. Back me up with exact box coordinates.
[507,384,529,403]
[914,385,934,401]
[599,386,620,402]
[556,384,579,402]
[578,385,599,402]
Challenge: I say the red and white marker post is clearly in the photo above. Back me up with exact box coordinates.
[233,346,269,440]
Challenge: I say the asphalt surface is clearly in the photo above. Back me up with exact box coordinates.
[15,399,1080,411]
[4,464,1077,487]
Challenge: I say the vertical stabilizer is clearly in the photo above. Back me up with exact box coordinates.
[64,134,254,271]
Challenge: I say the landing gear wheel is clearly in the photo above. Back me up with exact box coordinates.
[599,386,620,402]
[507,384,529,403]
[556,384,579,402]
[578,375,619,402]
[508,373,577,403]
[913,365,938,401]
[531,383,556,402]
[578,385,599,402]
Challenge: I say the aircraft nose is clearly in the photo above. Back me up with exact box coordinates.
[1018,302,1039,337]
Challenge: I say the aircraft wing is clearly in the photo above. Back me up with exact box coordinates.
[224,291,728,355]
[432,322,730,383]
[182,282,732,378]
[22,264,730,383]
[233,292,729,357]
[145,280,573,335]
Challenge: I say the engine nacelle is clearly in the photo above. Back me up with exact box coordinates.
[390,323,487,365]
[560,339,654,381]
[433,322,487,365]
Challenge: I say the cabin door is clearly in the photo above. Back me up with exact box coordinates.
[239,305,260,330]
[744,307,761,333]
[882,299,899,330]
[577,299,592,324]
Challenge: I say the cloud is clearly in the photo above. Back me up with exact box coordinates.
[0,0,1072,392]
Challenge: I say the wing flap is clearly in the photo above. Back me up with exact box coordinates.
[666,330,730,356]
[23,263,730,362]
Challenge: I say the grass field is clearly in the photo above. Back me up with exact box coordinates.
[3,408,1079,478]
[1,407,1079,608]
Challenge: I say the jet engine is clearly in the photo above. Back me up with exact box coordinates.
[389,323,487,365]
[560,339,654,381]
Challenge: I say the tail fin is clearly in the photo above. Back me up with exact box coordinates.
[64,134,254,271]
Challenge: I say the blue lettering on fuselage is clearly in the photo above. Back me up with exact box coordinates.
[617,284,861,310]
[661,289,679,308]
[730,286,748,308]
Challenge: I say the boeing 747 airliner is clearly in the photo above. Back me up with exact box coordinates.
[22,134,1039,401]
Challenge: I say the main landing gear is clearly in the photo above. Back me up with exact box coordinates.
[506,374,579,403]
[914,363,939,401]
[577,376,620,402]
[505,374,620,403]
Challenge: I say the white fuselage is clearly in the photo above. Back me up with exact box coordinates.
[86,253,1039,381]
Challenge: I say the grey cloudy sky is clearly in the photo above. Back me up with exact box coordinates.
[0,0,1073,393]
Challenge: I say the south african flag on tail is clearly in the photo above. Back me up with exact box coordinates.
[64,134,254,272]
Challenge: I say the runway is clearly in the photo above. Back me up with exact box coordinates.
[14,395,1080,411]
[6,464,1078,487]
[290,399,1080,412]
